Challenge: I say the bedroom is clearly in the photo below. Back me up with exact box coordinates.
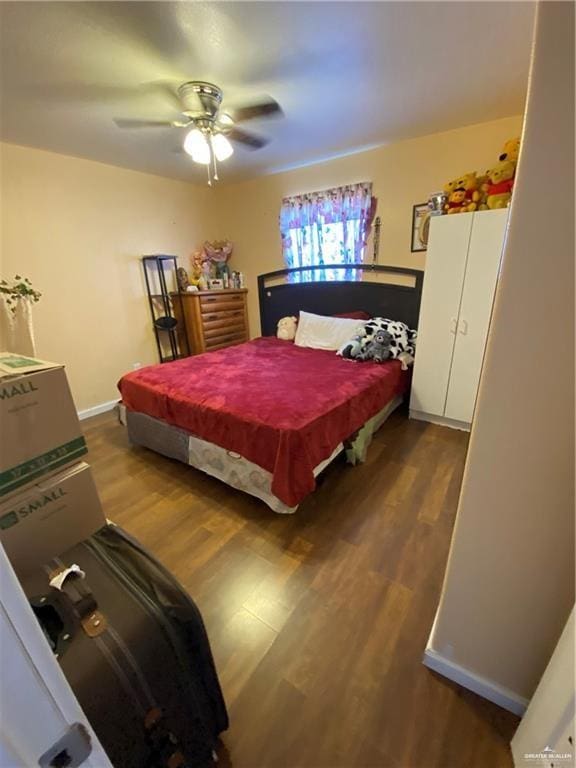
[0,2,574,768]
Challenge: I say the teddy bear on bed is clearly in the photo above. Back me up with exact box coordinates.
[360,330,393,362]
[277,316,298,341]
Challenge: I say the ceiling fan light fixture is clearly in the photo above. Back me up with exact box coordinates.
[211,133,234,162]
[183,128,211,164]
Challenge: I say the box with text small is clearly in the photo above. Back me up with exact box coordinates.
[0,353,87,498]
[0,461,106,576]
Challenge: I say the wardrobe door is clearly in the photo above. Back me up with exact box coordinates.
[444,209,508,423]
[410,213,472,417]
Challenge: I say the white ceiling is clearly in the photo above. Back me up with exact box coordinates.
[0,2,535,184]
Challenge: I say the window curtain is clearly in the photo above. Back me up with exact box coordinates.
[279,182,376,281]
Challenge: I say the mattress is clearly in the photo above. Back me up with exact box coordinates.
[119,337,408,507]
[125,395,403,514]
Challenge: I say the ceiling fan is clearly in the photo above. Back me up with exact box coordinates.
[114,81,283,184]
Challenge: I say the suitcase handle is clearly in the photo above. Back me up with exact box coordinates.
[33,566,109,645]
[55,567,108,638]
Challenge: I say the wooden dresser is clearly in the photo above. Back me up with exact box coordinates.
[174,289,249,355]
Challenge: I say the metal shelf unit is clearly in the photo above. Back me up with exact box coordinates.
[142,255,190,363]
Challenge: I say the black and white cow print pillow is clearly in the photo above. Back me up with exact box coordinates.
[362,318,417,358]
[338,318,417,361]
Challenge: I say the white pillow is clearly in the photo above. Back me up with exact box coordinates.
[294,311,365,351]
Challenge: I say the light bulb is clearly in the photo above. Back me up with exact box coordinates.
[211,133,234,162]
[183,129,211,164]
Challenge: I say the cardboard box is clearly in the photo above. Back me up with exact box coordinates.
[0,353,87,498]
[0,461,106,576]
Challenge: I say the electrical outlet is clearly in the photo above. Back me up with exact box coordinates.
[132,362,142,370]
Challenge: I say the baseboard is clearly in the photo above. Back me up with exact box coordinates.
[77,399,118,421]
[423,646,529,716]
[409,410,471,432]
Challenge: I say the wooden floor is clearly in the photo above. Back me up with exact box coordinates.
[83,408,518,768]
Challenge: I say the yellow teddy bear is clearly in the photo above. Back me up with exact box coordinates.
[486,160,516,209]
[499,137,521,165]
[443,177,459,197]
[474,171,491,210]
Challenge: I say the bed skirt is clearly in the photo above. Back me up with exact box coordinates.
[123,395,403,514]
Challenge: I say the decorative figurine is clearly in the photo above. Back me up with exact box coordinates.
[189,250,204,288]
[176,267,189,293]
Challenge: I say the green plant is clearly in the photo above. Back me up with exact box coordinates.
[0,275,42,314]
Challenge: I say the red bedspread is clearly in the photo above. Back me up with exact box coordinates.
[118,338,408,506]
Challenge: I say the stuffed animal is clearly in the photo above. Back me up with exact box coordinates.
[486,160,516,209]
[445,188,469,214]
[361,330,393,362]
[338,330,366,360]
[443,177,459,197]
[499,137,521,165]
[473,171,491,210]
[277,316,298,341]
[455,172,479,211]
[397,351,415,371]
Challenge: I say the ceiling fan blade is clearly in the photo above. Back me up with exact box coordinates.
[21,81,183,112]
[227,98,283,123]
[227,127,269,150]
[141,80,183,112]
[114,118,175,129]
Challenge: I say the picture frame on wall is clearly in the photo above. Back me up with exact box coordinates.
[411,203,430,253]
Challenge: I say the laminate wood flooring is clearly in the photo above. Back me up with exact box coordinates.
[83,408,518,768]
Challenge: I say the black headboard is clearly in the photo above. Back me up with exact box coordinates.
[258,263,424,336]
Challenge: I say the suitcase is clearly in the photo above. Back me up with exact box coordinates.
[23,524,228,768]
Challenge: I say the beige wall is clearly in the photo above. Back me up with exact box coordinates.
[0,116,524,410]
[428,1,574,702]
[0,143,216,411]
[216,115,523,336]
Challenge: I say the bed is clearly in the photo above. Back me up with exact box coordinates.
[119,264,423,513]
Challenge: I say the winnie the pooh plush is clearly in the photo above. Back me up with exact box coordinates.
[486,160,516,209]
[277,316,298,341]
[445,188,469,214]
[473,171,491,210]
[455,172,479,211]
[499,137,521,165]
[443,173,478,213]
[443,177,459,198]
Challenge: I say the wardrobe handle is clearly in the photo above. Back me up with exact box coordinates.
[459,319,469,335]
[450,318,457,335]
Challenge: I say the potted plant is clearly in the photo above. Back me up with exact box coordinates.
[0,276,41,355]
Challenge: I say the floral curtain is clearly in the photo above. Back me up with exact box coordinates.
[279,182,376,281]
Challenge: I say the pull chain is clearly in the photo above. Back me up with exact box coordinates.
[212,146,219,182]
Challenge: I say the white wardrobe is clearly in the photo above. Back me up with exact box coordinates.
[410,209,508,430]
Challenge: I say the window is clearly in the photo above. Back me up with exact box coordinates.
[279,182,376,281]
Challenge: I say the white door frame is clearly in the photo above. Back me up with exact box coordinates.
[0,543,112,767]
[511,606,575,767]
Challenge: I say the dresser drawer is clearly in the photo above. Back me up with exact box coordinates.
[200,308,245,327]
[202,316,246,334]
[204,322,246,341]
[204,328,247,350]
[199,294,245,313]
